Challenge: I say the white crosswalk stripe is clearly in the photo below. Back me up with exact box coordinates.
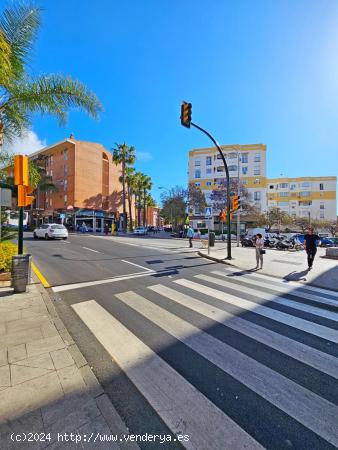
[71,271,338,450]
[175,278,338,343]
[196,272,338,321]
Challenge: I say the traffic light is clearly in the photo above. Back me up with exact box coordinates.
[232,195,240,211]
[14,155,29,186]
[219,209,227,222]
[17,185,34,207]
[181,101,192,128]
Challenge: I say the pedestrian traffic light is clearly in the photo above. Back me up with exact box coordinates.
[232,195,240,211]
[219,209,227,222]
[181,101,192,128]
[14,155,29,186]
[17,185,34,207]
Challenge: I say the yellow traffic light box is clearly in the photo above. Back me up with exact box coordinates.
[14,155,29,186]
[181,101,192,128]
[17,185,34,207]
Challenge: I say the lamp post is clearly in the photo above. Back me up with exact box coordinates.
[158,187,173,226]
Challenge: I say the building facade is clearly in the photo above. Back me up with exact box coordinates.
[267,176,337,221]
[188,143,267,228]
[188,144,337,228]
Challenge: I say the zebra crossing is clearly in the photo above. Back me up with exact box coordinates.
[71,268,338,450]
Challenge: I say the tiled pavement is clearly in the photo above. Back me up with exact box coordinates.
[0,282,139,450]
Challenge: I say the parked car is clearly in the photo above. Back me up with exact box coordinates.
[133,226,147,235]
[33,224,68,240]
[319,237,334,247]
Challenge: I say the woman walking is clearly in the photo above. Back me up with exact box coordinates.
[255,233,265,269]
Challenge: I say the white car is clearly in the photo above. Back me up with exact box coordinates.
[33,223,68,240]
[133,226,147,235]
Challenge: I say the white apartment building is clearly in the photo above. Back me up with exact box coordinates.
[188,143,267,228]
[267,176,337,221]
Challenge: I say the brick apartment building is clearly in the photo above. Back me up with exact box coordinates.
[28,136,125,230]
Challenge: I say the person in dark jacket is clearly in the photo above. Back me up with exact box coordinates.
[304,227,321,270]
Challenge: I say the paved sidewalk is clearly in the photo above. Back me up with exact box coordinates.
[0,280,139,449]
[199,245,338,291]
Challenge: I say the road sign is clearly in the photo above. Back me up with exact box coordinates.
[59,213,65,219]
[0,188,12,207]
[205,207,212,216]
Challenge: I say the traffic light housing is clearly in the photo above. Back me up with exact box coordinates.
[232,195,240,211]
[17,185,34,207]
[181,101,192,128]
[14,155,29,186]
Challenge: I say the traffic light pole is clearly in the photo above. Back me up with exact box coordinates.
[18,206,24,255]
[190,122,232,259]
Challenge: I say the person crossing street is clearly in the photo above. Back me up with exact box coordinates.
[187,225,194,248]
[304,227,321,270]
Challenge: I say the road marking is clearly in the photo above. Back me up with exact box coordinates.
[121,259,153,272]
[174,278,338,343]
[52,270,172,293]
[150,284,338,380]
[31,262,51,288]
[72,299,263,450]
[82,246,101,253]
[205,272,338,321]
[117,290,338,448]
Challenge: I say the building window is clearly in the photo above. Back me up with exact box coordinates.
[242,179,248,185]
[228,152,237,159]
[254,166,260,175]
[300,191,311,197]
[50,169,53,177]
[64,195,67,204]
[241,153,248,163]
[64,149,68,160]
[299,201,312,206]
[206,156,212,165]
[195,169,201,178]
[320,203,325,209]
[195,182,201,187]
[102,152,109,196]
[269,185,274,189]
[194,159,201,166]
[50,198,52,206]
[242,166,248,175]
[290,184,296,190]
[50,155,53,165]
[319,183,324,191]
[216,166,225,172]
[64,165,68,176]
[228,165,237,171]
[206,181,212,186]
[254,178,260,184]
[300,182,310,188]
[280,192,288,197]
[280,183,288,188]
[206,168,212,175]
[254,153,261,162]
[278,202,289,207]
[254,192,261,201]
[320,211,325,218]
[216,154,223,159]
[64,180,68,192]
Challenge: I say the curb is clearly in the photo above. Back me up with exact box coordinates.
[197,251,338,293]
[31,272,140,449]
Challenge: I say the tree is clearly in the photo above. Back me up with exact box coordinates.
[311,219,337,237]
[210,179,248,213]
[0,4,102,147]
[292,217,310,233]
[142,175,152,227]
[265,207,292,232]
[123,166,136,231]
[160,186,187,231]
[187,182,207,215]
[112,143,135,231]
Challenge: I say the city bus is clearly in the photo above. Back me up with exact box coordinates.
[5,210,29,230]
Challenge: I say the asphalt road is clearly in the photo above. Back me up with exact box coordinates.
[24,232,338,450]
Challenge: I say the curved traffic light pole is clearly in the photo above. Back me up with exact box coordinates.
[190,122,232,260]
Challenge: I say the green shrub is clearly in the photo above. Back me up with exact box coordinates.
[0,242,17,272]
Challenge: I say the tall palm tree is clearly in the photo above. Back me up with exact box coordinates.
[112,143,135,231]
[142,175,152,227]
[132,171,144,227]
[120,166,135,231]
[0,4,102,147]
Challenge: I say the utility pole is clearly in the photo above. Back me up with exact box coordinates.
[181,102,232,259]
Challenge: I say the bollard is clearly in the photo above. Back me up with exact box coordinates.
[11,254,32,293]
[209,232,215,247]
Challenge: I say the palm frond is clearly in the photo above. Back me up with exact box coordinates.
[0,3,41,80]
[0,30,12,86]
[2,74,103,126]
[0,100,30,141]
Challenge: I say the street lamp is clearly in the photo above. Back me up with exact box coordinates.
[158,187,173,226]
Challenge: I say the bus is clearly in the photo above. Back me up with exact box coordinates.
[5,210,29,230]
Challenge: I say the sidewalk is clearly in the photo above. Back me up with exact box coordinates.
[198,245,338,291]
[0,279,139,449]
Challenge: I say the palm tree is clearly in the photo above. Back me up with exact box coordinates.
[142,175,152,227]
[120,166,135,231]
[112,143,135,231]
[132,171,144,227]
[0,4,102,147]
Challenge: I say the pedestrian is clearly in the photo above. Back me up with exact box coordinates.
[104,224,109,236]
[255,233,265,269]
[187,225,194,248]
[304,227,321,270]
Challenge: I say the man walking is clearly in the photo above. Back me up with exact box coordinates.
[304,227,321,270]
[187,225,194,248]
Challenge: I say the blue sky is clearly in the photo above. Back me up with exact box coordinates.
[12,0,338,203]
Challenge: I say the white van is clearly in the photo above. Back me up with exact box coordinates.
[246,228,266,239]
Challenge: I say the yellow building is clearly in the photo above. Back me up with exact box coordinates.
[267,176,337,221]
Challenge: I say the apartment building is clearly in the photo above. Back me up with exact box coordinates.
[267,176,337,221]
[188,143,267,227]
[28,136,124,229]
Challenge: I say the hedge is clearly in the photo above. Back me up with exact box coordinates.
[0,242,17,272]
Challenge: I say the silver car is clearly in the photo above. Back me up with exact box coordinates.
[33,224,68,240]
